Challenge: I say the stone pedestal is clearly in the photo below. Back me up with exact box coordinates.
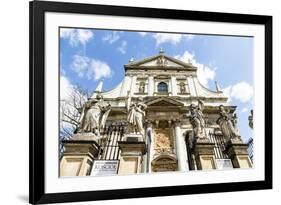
[117,136,146,175]
[193,140,216,170]
[60,133,100,177]
[123,133,144,142]
[225,139,252,168]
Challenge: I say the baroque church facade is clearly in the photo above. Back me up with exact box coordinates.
[60,50,253,177]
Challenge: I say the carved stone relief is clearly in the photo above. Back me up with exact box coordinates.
[154,129,173,154]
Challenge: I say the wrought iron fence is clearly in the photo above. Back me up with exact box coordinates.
[209,133,228,159]
[99,125,124,160]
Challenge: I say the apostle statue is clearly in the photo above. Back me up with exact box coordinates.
[76,94,111,138]
[139,82,145,93]
[126,96,147,136]
[180,82,186,94]
[189,100,207,141]
[216,105,241,142]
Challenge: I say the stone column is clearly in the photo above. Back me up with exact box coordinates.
[225,139,253,168]
[144,121,153,172]
[148,76,154,96]
[175,121,189,171]
[60,136,100,177]
[193,140,216,170]
[171,76,177,96]
[140,121,152,173]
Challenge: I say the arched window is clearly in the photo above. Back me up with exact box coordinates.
[158,82,168,93]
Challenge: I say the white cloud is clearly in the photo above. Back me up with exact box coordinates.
[60,75,74,100]
[138,32,148,37]
[89,59,112,80]
[152,33,195,46]
[197,66,216,86]
[241,107,248,113]
[222,85,232,103]
[71,55,90,78]
[153,33,183,46]
[222,82,253,103]
[71,54,112,81]
[231,82,253,103]
[60,29,74,39]
[60,28,93,47]
[102,31,122,44]
[175,50,195,62]
[117,40,127,54]
[175,50,216,87]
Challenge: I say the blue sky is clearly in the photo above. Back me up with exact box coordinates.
[60,28,254,141]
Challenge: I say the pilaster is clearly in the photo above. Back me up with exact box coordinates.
[171,76,177,96]
[148,76,154,96]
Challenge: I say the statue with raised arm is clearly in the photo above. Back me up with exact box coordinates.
[189,100,207,140]
[126,97,147,136]
[76,94,111,138]
[216,105,241,142]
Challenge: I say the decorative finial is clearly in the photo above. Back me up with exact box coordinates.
[129,56,135,62]
[188,58,192,64]
[95,79,104,93]
[159,47,165,54]
[215,81,222,92]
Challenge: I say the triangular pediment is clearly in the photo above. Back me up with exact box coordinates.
[125,54,196,70]
[146,97,184,107]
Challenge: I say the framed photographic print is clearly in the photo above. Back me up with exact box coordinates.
[29,0,272,204]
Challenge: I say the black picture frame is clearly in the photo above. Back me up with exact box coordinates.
[29,0,272,204]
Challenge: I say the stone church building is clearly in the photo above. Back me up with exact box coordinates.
[60,50,253,177]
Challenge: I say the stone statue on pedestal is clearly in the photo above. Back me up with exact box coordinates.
[216,105,241,142]
[126,97,147,137]
[76,94,111,138]
[248,109,253,129]
[189,100,208,142]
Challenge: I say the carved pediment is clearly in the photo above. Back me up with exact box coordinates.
[146,97,184,107]
[150,101,174,106]
[141,56,180,67]
[125,54,196,70]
